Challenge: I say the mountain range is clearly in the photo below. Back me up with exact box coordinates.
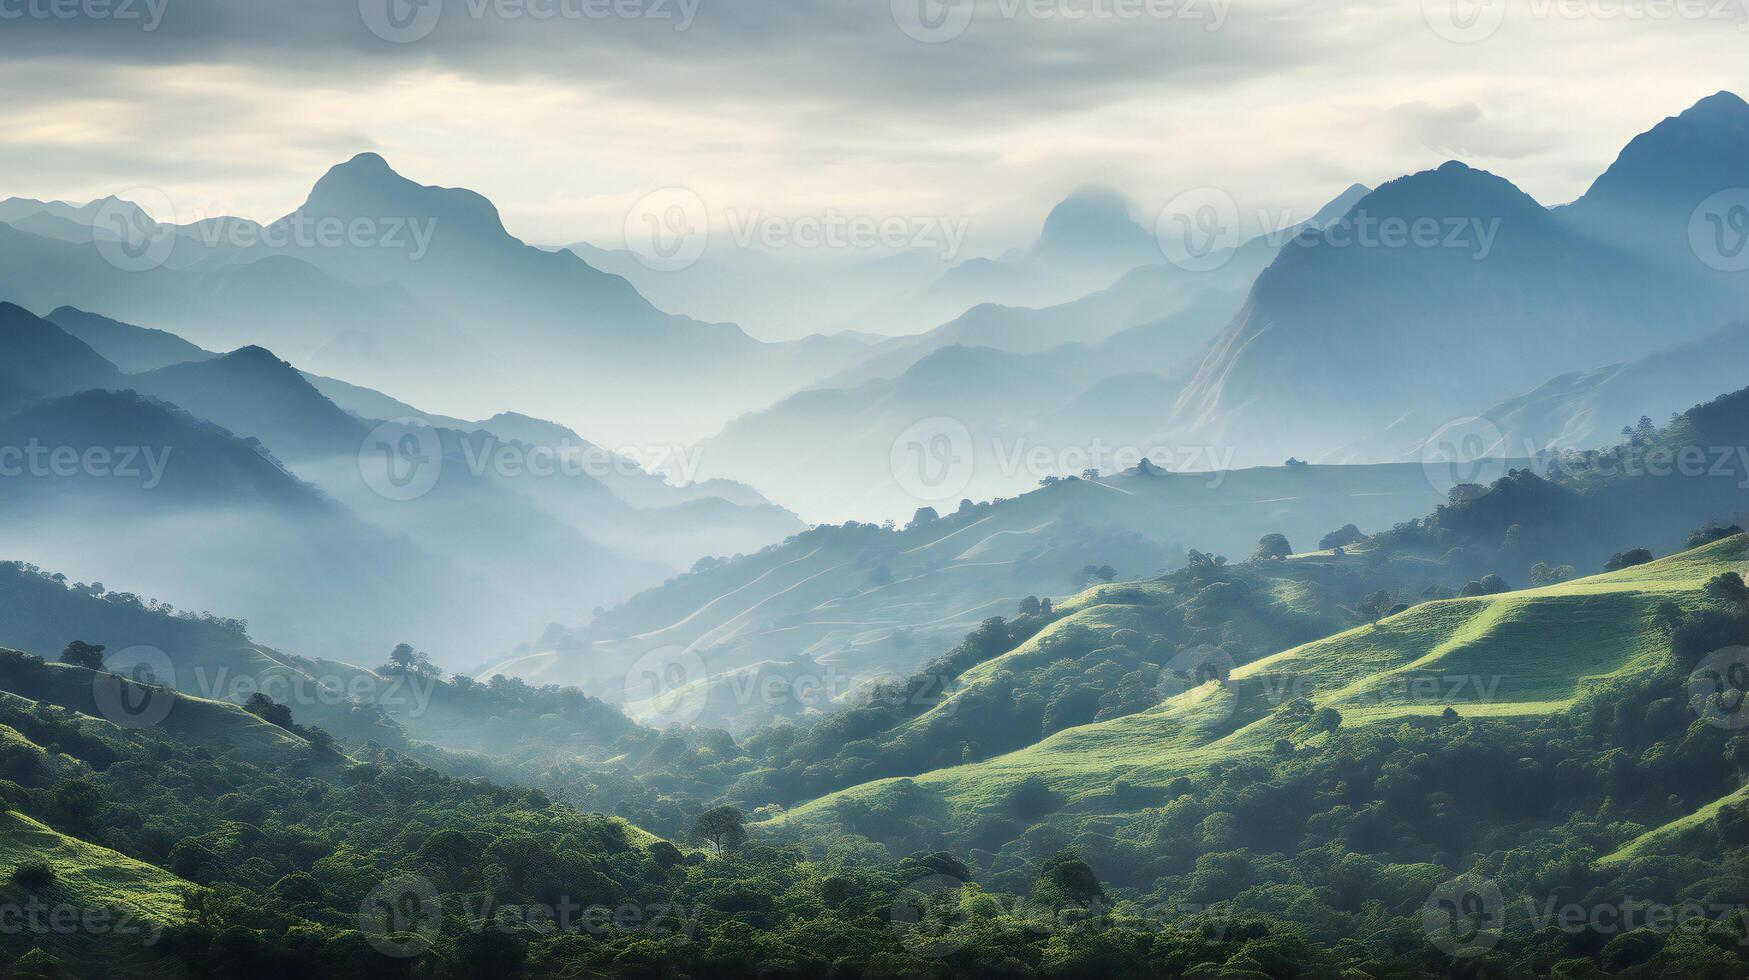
[3,91,1746,670]
[0,302,807,664]
[0,154,873,447]
[673,93,1749,521]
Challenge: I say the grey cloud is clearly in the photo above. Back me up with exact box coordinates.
[0,0,1300,120]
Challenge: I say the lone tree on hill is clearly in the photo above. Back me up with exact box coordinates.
[1074,565,1118,588]
[1705,572,1749,609]
[1604,549,1655,573]
[1460,574,1510,597]
[58,641,106,671]
[1253,533,1293,561]
[1319,524,1367,550]
[379,643,442,679]
[692,805,747,856]
[1689,525,1745,549]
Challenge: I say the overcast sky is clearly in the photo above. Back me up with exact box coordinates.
[1,0,1744,254]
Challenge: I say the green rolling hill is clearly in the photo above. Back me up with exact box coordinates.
[0,808,192,974]
[773,534,1749,867]
[494,461,1458,728]
[0,652,327,768]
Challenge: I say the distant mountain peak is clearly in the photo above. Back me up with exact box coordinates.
[479,411,596,450]
[1679,90,1749,128]
[1040,185,1135,233]
[340,151,394,172]
[1310,184,1372,226]
[485,410,571,431]
[312,152,400,188]
[1562,90,1749,256]
[0,303,122,397]
[1033,184,1154,262]
[1345,160,1545,221]
[316,151,403,186]
[297,152,505,232]
[1046,184,1133,220]
[221,345,288,368]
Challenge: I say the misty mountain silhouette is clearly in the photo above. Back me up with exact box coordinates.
[1170,116,1745,464]
[46,306,215,373]
[0,388,325,511]
[1561,90,1749,280]
[124,345,369,460]
[0,302,122,399]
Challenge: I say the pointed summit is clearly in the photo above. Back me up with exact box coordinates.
[1562,91,1749,270]
[1309,183,1372,226]
[1678,90,1749,128]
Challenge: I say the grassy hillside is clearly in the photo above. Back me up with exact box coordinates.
[777,534,1749,845]
[0,809,192,973]
[499,462,1454,727]
[0,654,319,768]
[0,563,407,748]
